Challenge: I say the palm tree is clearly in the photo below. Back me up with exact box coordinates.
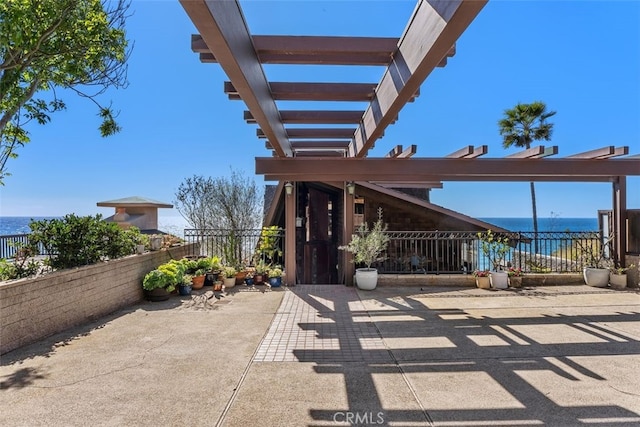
[498,101,556,253]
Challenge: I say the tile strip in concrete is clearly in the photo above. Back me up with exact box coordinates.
[254,285,393,363]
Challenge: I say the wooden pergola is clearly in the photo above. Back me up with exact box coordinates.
[180,0,640,284]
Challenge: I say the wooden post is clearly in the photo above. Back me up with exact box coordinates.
[285,181,297,285]
[613,176,627,266]
[343,182,355,286]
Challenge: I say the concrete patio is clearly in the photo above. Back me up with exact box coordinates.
[1,284,639,426]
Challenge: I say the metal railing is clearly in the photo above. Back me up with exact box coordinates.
[181,228,604,275]
[0,234,51,259]
[376,230,605,274]
[183,228,284,267]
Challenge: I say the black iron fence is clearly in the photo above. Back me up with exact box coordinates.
[378,230,605,274]
[179,228,605,275]
[0,234,51,259]
[183,228,284,268]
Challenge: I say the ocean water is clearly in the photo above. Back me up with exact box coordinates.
[0,216,190,236]
[0,216,598,235]
[479,217,598,232]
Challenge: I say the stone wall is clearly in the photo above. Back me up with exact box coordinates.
[0,244,195,355]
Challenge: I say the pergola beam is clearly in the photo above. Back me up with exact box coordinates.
[567,146,622,159]
[372,181,443,189]
[226,81,378,101]
[446,145,488,159]
[386,145,403,158]
[256,157,640,182]
[350,0,488,157]
[179,0,292,156]
[505,145,558,159]
[193,34,457,66]
[397,144,417,158]
[290,140,351,149]
[259,128,357,139]
[246,110,364,124]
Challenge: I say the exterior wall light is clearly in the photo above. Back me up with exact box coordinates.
[346,181,356,195]
[284,181,293,196]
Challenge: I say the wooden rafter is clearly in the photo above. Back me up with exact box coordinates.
[349,0,488,157]
[290,140,351,149]
[446,145,488,159]
[506,145,558,159]
[193,34,457,66]
[179,0,292,156]
[566,146,624,159]
[294,150,345,157]
[245,110,364,124]
[386,145,403,158]
[258,128,356,139]
[225,81,378,101]
[397,144,417,158]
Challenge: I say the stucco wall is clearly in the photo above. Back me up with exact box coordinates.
[0,244,195,355]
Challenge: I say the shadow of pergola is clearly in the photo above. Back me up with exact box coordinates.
[285,286,640,426]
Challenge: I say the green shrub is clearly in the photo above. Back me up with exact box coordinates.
[142,269,173,291]
[29,214,137,270]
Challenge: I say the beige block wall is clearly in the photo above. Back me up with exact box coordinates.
[0,244,195,355]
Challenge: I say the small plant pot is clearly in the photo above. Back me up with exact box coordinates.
[144,288,170,302]
[509,276,523,288]
[355,268,378,290]
[136,244,146,255]
[213,281,223,292]
[245,277,254,286]
[223,277,236,289]
[583,267,610,287]
[490,271,509,289]
[191,275,205,290]
[269,276,282,288]
[178,284,192,296]
[235,271,248,286]
[475,276,491,289]
[609,274,627,290]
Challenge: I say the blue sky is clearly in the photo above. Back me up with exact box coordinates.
[1,0,639,225]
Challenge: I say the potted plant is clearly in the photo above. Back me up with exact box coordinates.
[576,236,613,287]
[205,256,222,286]
[473,270,491,289]
[609,263,635,290]
[254,260,268,285]
[478,230,511,289]
[267,266,283,288]
[222,266,237,289]
[142,269,174,301]
[132,231,149,255]
[507,267,523,288]
[191,268,206,289]
[179,274,193,296]
[339,207,390,290]
[245,271,255,286]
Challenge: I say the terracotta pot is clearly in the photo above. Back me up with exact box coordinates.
[235,271,248,286]
[191,275,205,290]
